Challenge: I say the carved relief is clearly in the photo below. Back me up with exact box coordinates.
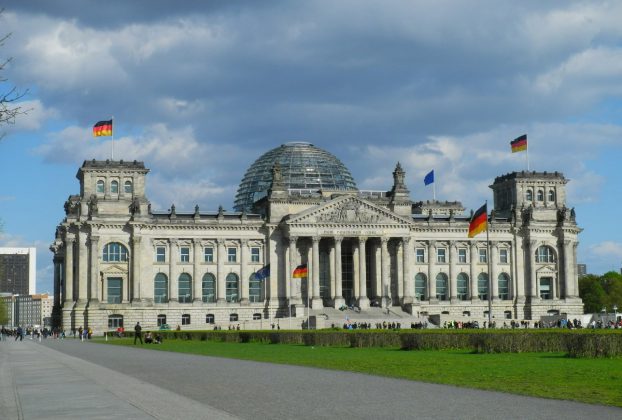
[315,200,388,224]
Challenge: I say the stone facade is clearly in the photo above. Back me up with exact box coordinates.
[51,156,583,333]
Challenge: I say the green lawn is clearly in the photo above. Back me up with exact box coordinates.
[100,337,622,407]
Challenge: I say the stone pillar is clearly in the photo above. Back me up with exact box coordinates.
[358,237,370,309]
[396,241,403,301]
[77,230,89,303]
[216,239,226,304]
[469,242,478,301]
[428,241,437,302]
[240,239,249,304]
[193,239,202,302]
[53,255,62,305]
[490,241,499,301]
[380,238,390,307]
[64,234,75,304]
[289,237,302,305]
[329,241,335,301]
[334,237,344,308]
[514,236,526,303]
[449,241,457,302]
[570,242,579,298]
[402,237,413,304]
[131,236,141,302]
[374,242,382,298]
[528,240,538,300]
[169,240,179,301]
[89,234,100,303]
[352,241,360,300]
[311,236,323,309]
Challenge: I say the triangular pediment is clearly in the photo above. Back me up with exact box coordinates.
[536,265,557,274]
[101,264,128,275]
[287,195,412,226]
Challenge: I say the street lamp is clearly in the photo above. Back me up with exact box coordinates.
[614,305,618,322]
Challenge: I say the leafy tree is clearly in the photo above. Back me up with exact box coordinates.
[0,298,7,326]
[601,272,622,312]
[579,275,607,314]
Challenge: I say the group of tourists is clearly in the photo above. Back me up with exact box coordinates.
[0,326,59,341]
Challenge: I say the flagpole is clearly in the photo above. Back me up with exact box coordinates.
[486,200,492,328]
[433,182,436,201]
[111,115,115,160]
[306,275,310,330]
[526,138,530,171]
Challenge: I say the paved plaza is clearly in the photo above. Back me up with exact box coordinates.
[1,338,621,419]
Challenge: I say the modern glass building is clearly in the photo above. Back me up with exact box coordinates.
[234,142,357,212]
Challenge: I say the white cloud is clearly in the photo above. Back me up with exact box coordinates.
[590,241,622,259]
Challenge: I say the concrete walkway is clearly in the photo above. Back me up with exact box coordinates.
[1,338,621,419]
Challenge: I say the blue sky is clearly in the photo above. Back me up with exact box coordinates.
[1,0,622,294]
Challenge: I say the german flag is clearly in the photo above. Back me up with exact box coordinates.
[93,120,113,137]
[510,134,527,153]
[293,263,308,278]
[468,203,487,238]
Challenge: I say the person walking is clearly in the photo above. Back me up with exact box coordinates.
[134,322,143,345]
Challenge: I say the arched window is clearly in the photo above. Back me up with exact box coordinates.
[96,180,105,194]
[456,273,469,300]
[415,273,427,300]
[436,273,448,300]
[202,273,216,303]
[548,189,555,202]
[178,273,192,303]
[154,273,168,303]
[526,189,533,201]
[536,246,556,263]
[111,180,119,193]
[537,189,544,201]
[108,314,123,329]
[498,273,510,300]
[249,273,263,303]
[206,314,215,324]
[124,180,133,194]
[477,273,489,300]
[102,242,128,262]
[226,273,239,302]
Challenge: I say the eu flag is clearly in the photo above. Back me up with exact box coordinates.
[255,264,270,280]
[424,170,434,186]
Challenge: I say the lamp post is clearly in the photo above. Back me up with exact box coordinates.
[614,305,618,324]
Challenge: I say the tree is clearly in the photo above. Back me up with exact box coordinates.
[0,298,8,326]
[579,275,606,314]
[0,10,29,140]
[601,271,622,312]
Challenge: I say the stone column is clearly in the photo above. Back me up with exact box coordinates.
[358,237,370,309]
[402,237,413,304]
[216,239,226,304]
[428,241,437,302]
[490,241,499,301]
[514,236,526,303]
[329,241,335,301]
[470,242,478,301]
[380,238,390,307]
[89,234,100,303]
[352,241,360,300]
[193,239,202,302]
[169,240,179,301]
[64,234,75,304]
[53,255,62,306]
[311,236,323,309]
[529,240,538,300]
[77,230,89,303]
[289,237,301,305]
[571,242,579,298]
[240,239,249,304]
[334,237,344,307]
[396,241,404,301]
[131,236,141,302]
[449,241,457,302]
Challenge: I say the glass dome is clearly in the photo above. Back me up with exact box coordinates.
[234,142,358,212]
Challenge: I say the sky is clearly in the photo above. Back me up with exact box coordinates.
[1,0,622,294]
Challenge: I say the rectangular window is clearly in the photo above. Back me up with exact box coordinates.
[107,277,122,304]
[458,248,467,263]
[156,246,166,263]
[181,314,191,325]
[180,247,190,262]
[499,248,508,264]
[251,247,260,263]
[204,247,214,262]
[227,247,237,263]
[436,248,447,263]
[479,248,488,263]
[157,315,167,327]
[540,277,552,300]
[415,248,425,263]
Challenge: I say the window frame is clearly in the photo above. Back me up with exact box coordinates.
[202,273,216,303]
[155,246,166,263]
[436,248,447,264]
[456,273,469,300]
[536,246,556,263]
[96,180,105,194]
[178,273,193,303]
[498,273,510,300]
[103,242,129,262]
[435,273,448,300]
[124,180,133,194]
[107,277,122,304]
[415,248,425,263]
[478,248,487,263]
[250,247,261,263]
[180,246,190,263]
[204,247,214,263]
[458,248,467,263]
[154,273,168,303]
[181,314,191,325]
[415,273,427,301]
[226,273,239,302]
[111,180,119,194]
[205,314,215,324]
[157,314,167,327]
[227,247,237,263]
[499,248,508,264]
[477,273,489,300]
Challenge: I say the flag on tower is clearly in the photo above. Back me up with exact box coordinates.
[468,203,488,238]
[93,120,113,137]
[424,170,434,186]
[293,264,308,278]
[510,134,527,153]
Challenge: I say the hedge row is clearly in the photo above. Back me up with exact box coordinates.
[129,329,622,357]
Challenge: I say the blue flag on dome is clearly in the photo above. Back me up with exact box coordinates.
[255,264,270,280]
[424,170,434,186]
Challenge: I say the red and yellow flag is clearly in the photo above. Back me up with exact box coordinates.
[510,134,527,153]
[468,203,487,238]
[93,120,113,137]
[293,263,308,278]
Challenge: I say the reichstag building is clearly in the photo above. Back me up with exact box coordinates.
[51,142,583,332]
